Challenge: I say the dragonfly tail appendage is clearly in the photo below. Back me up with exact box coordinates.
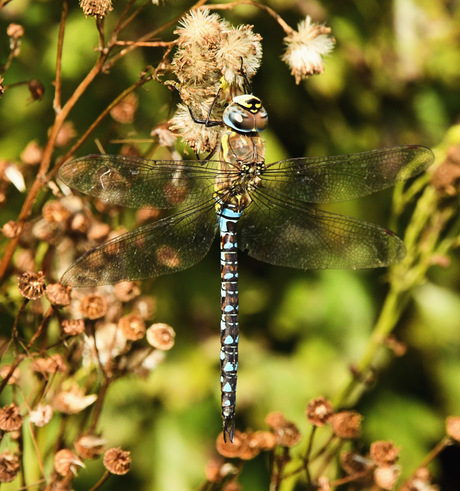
[219,204,241,443]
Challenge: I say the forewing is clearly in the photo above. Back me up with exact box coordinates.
[59,155,218,209]
[238,190,406,270]
[61,201,218,287]
[263,145,434,203]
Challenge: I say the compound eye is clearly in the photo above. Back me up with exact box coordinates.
[254,108,268,132]
[223,105,255,133]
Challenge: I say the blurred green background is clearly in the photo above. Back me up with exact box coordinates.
[1,0,459,489]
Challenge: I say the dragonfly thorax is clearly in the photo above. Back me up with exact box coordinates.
[222,94,268,134]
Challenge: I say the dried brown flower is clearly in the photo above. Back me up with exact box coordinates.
[31,354,67,374]
[114,281,141,302]
[15,249,35,272]
[264,412,301,447]
[330,410,362,439]
[21,140,43,165]
[132,296,156,320]
[28,79,45,101]
[54,449,84,476]
[446,416,460,442]
[29,404,53,427]
[215,431,261,460]
[71,212,90,233]
[146,323,175,350]
[75,434,106,459]
[370,441,400,466]
[103,447,131,475]
[110,92,138,124]
[0,404,23,432]
[54,121,76,147]
[306,396,334,426]
[118,314,145,341]
[374,465,401,490]
[7,23,24,39]
[42,200,71,223]
[0,450,20,483]
[79,294,107,319]
[431,145,460,197]
[53,385,97,414]
[400,467,437,491]
[45,283,72,307]
[62,319,85,336]
[80,0,113,18]
[2,220,19,239]
[136,207,161,224]
[18,271,45,300]
[0,366,20,385]
[87,221,110,241]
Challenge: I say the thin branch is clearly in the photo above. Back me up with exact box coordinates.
[53,0,68,113]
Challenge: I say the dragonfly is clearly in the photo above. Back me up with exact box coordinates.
[59,94,434,442]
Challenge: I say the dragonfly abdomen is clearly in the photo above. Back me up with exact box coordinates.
[218,203,242,442]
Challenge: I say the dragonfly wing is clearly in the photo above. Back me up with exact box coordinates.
[238,191,405,270]
[59,155,217,209]
[263,145,434,203]
[61,201,218,287]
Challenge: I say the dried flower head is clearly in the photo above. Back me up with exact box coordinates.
[79,0,112,18]
[265,412,301,447]
[87,221,110,241]
[2,220,19,239]
[54,449,84,477]
[216,431,261,460]
[110,92,138,124]
[53,385,97,414]
[7,23,24,40]
[0,366,20,385]
[0,404,23,432]
[330,410,362,439]
[446,416,460,442]
[29,404,53,427]
[83,322,127,366]
[374,465,401,490]
[62,318,85,336]
[151,122,178,148]
[45,283,72,307]
[132,296,156,320]
[282,16,335,84]
[431,145,460,198]
[170,10,262,153]
[370,441,400,466]
[54,121,76,147]
[31,354,67,375]
[28,79,45,101]
[146,323,176,350]
[42,200,71,224]
[18,271,45,300]
[306,396,334,426]
[75,435,106,459]
[118,314,145,341]
[79,294,107,319]
[21,140,43,165]
[0,450,20,483]
[103,447,131,475]
[114,281,141,302]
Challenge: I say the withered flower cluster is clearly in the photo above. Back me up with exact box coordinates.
[169,9,263,154]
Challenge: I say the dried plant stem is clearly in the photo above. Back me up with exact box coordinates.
[199,1,295,35]
[0,53,108,282]
[401,437,452,487]
[88,471,111,491]
[53,0,68,113]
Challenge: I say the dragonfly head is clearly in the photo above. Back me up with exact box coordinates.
[223,94,268,134]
